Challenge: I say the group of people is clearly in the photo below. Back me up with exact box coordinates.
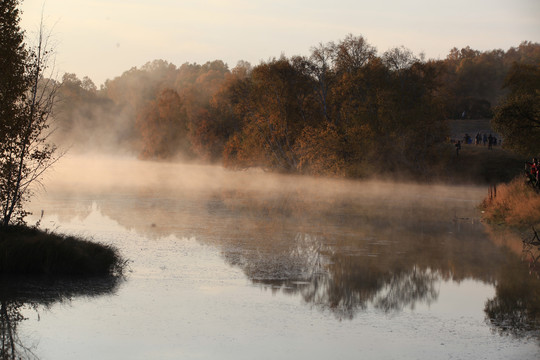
[526,158,540,188]
[452,132,501,157]
[463,133,500,149]
[464,133,501,149]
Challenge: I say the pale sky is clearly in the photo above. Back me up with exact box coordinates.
[20,0,540,86]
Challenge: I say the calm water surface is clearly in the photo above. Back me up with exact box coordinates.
[5,155,540,359]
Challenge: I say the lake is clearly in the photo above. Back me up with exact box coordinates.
[5,155,540,359]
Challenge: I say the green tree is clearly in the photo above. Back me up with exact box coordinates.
[492,63,540,156]
[0,3,60,226]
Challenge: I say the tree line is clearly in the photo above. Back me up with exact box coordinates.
[2,0,538,226]
[52,37,539,178]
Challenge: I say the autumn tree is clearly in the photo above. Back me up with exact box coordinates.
[437,43,540,119]
[0,2,60,226]
[291,36,378,176]
[105,59,177,111]
[190,63,248,162]
[504,41,540,66]
[101,60,179,152]
[223,57,315,171]
[52,73,133,152]
[221,36,446,178]
[294,122,347,176]
[331,51,444,177]
[136,88,189,159]
[492,63,540,156]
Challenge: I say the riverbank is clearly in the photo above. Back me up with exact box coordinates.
[480,176,540,230]
[0,225,126,277]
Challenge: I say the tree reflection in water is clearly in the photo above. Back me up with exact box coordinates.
[209,197,483,320]
[230,236,442,320]
[205,192,540,328]
[1,299,32,360]
[0,277,122,359]
[483,232,540,339]
[28,177,540,337]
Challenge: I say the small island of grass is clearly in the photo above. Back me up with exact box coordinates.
[0,225,127,277]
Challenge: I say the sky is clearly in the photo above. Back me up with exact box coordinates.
[20,0,540,87]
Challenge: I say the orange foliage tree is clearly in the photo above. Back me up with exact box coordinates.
[221,35,447,178]
[47,36,540,179]
[136,89,189,159]
[223,57,317,171]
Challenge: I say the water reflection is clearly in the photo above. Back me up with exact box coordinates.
[27,159,540,336]
[200,191,506,320]
[0,277,122,359]
[485,261,540,338]
[481,229,540,339]
[523,229,540,277]
[1,299,32,360]
[33,185,490,317]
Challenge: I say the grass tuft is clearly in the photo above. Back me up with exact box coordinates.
[0,225,127,277]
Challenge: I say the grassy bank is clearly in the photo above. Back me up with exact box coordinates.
[445,119,540,230]
[0,225,126,277]
[480,176,540,229]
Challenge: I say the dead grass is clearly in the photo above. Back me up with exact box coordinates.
[481,177,540,229]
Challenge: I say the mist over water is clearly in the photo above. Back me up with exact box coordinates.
[43,153,486,203]
[13,154,539,359]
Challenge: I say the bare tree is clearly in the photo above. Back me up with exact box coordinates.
[382,46,419,72]
[308,43,335,124]
[333,34,377,74]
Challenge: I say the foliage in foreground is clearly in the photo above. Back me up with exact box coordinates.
[0,225,126,277]
[481,176,540,229]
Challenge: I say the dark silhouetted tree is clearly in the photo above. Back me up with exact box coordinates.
[0,0,28,139]
[0,2,60,226]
